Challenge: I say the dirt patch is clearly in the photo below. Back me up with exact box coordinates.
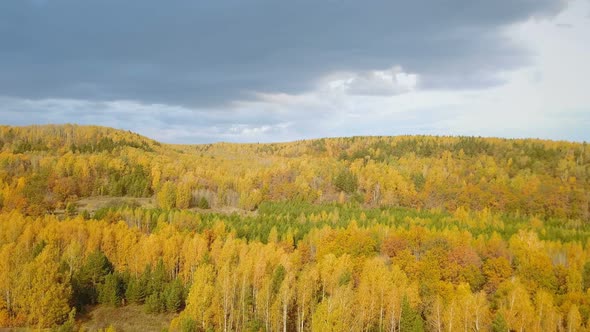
[76,196,155,213]
[74,196,257,217]
[189,205,258,217]
[78,305,175,332]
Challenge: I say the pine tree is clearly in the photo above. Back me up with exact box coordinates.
[144,292,163,313]
[334,168,358,193]
[400,295,424,332]
[492,312,509,332]
[98,273,123,307]
[148,259,167,296]
[73,250,114,307]
[197,196,210,209]
[125,278,147,304]
[164,279,185,313]
[180,318,197,332]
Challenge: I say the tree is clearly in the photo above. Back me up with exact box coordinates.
[296,265,319,332]
[176,183,192,209]
[125,271,149,304]
[197,196,210,209]
[400,295,424,332]
[333,168,358,193]
[164,279,185,313]
[145,292,163,313]
[567,305,582,332]
[157,181,176,209]
[98,273,123,307]
[182,264,215,330]
[534,290,559,331]
[73,250,114,307]
[312,286,355,332]
[16,246,72,328]
[148,259,168,296]
[357,258,391,331]
[492,312,509,332]
[179,318,197,332]
[483,257,512,293]
[471,291,490,332]
[497,279,535,332]
[582,262,590,291]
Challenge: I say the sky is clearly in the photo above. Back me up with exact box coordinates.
[0,0,588,143]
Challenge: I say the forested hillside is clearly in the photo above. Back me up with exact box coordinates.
[1,124,588,218]
[0,124,589,331]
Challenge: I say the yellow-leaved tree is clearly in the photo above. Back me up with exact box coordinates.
[16,245,72,328]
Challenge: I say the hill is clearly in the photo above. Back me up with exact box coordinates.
[0,124,587,220]
[0,124,589,331]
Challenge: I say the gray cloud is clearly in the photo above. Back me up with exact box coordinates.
[0,0,568,106]
[0,97,303,142]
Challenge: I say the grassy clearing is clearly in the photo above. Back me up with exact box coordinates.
[76,196,155,213]
[78,305,175,332]
[76,196,256,217]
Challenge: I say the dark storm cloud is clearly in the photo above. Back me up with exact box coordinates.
[0,0,568,106]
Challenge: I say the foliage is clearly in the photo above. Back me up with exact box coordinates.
[196,196,210,209]
[400,296,425,332]
[98,273,124,307]
[72,250,114,308]
[333,168,358,193]
[0,125,589,329]
[1,125,588,220]
[492,312,509,332]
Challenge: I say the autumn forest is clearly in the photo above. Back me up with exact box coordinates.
[0,124,589,331]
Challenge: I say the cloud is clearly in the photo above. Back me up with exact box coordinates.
[0,96,302,143]
[229,123,292,136]
[325,67,418,96]
[0,0,569,107]
[1,0,587,144]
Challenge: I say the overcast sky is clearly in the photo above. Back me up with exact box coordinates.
[0,0,588,143]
